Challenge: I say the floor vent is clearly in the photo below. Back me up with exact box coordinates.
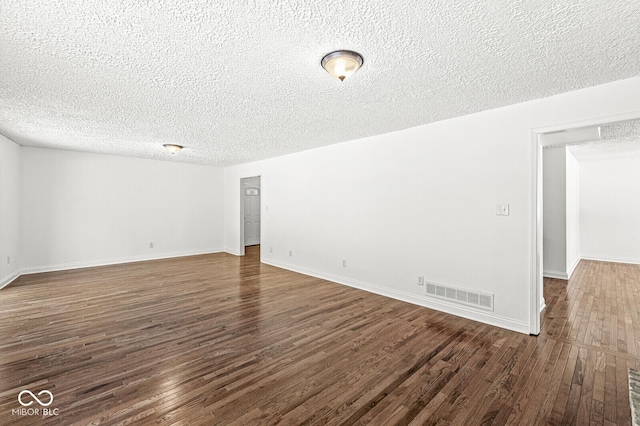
[425,282,494,311]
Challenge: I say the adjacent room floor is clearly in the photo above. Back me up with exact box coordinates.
[1,247,638,425]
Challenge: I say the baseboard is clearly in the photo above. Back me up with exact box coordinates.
[543,270,569,280]
[19,248,225,276]
[580,255,640,266]
[0,270,21,290]
[540,297,547,313]
[567,256,581,279]
[545,256,639,280]
[261,258,530,335]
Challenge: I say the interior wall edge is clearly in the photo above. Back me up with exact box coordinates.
[19,248,225,276]
[567,255,581,279]
[262,258,531,335]
[0,270,21,290]
[543,270,569,280]
[580,255,640,266]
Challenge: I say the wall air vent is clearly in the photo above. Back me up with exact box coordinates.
[425,282,494,311]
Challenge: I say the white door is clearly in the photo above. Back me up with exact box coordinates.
[244,184,260,246]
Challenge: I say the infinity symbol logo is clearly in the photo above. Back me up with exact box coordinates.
[18,390,54,407]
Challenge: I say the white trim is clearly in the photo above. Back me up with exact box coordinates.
[262,258,530,335]
[540,297,546,313]
[567,256,581,279]
[0,270,21,290]
[530,130,543,335]
[541,257,580,280]
[531,109,640,138]
[543,270,569,280]
[19,248,224,275]
[581,255,640,266]
[239,177,246,256]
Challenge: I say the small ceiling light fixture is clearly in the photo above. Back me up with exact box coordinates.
[321,50,363,81]
[163,144,183,154]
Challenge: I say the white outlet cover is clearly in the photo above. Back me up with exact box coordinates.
[496,204,510,216]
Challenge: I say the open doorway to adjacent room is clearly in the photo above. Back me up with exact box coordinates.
[531,112,640,335]
[240,176,261,256]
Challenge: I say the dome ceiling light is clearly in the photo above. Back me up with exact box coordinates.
[321,50,363,82]
[163,144,183,154]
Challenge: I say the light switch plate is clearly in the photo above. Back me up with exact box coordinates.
[496,204,510,216]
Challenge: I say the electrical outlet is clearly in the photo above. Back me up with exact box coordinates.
[496,204,510,216]
[149,242,154,249]
[417,276,424,286]
[6,256,10,265]
[270,247,273,253]
[342,260,347,267]
[289,250,292,257]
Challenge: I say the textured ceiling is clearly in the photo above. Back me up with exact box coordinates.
[568,120,640,161]
[1,1,639,166]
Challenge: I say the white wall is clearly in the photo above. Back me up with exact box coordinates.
[543,147,567,277]
[542,147,581,279]
[224,76,640,334]
[0,135,21,288]
[580,155,640,264]
[21,148,225,272]
[565,150,581,275]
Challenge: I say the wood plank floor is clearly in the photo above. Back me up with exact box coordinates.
[1,248,638,425]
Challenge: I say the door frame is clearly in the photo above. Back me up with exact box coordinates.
[529,109,640,335]
[239,175,261,256]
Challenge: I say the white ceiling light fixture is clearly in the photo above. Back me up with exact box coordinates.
[163,144,183,154]
[321,50,363,82]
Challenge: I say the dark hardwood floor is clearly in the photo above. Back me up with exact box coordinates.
[1,247,638,425]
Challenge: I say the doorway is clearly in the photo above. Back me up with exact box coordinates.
[531,111,640,335]
[241,176,261,250]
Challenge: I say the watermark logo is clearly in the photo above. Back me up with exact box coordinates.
[18,390,53,407]
[12,390,59,417]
